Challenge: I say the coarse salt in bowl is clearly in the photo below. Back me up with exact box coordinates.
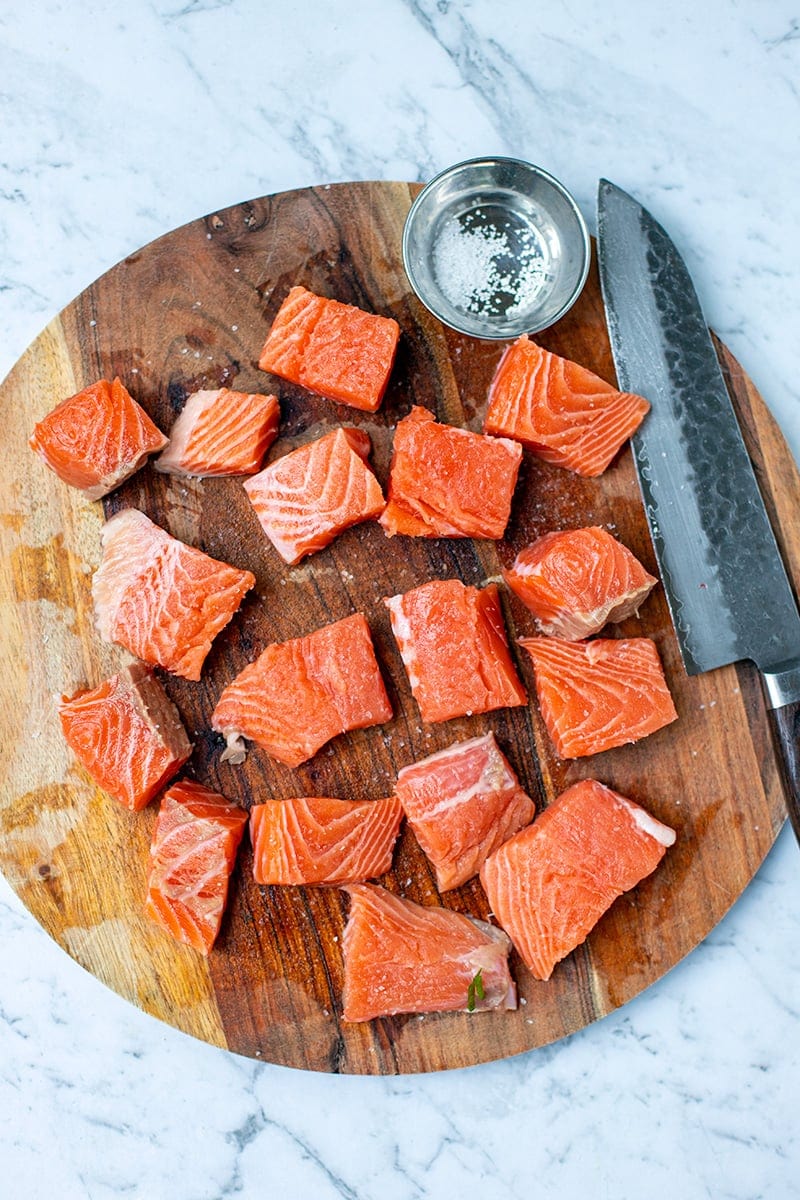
[402,157,590,339]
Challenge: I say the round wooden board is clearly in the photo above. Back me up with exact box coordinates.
[0,182,794,1074]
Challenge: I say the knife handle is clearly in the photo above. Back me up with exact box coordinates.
[768,703,800,846]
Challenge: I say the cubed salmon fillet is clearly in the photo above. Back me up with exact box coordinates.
[394,733,535,891]
[385,579,526,723]
[379,405,522,539]
[92,509,255,681]
[480,778,676,980]
[29,377,168,499]
[243,426,384,565]
[484,336,650,477]
[58,663,192,811]
[504,526,657,639]
[250,796,404,885]
[520,635,678,758]
[341,882,517,1021]
[212,612,392,768]
[145,779,248,955]
[258,285,400,412]
[155,388,279,477]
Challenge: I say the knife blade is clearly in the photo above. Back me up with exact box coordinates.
[596,179,800,844]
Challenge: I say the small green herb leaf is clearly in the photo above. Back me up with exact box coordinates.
[467,968,485,1012]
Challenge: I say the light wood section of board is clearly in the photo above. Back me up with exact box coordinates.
[0,318,227,1052]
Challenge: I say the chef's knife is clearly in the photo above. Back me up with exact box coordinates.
[596,179,800,845]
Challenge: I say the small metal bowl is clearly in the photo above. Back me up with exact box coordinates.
[402,156,590,339]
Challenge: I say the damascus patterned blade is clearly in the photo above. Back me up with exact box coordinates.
[597,179,800,677]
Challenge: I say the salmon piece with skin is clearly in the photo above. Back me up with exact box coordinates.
[58,663,192,812]
[484,336,650,477]
[258,285,400,412]
[212,612,392,768]
[243,426,384,565]
[379,406,522,539]
[520,635,678,758]
[155,388,279,477]
[250,796,404,885]
[505,526,657,640]
[385,579,526,724]
[29,377,167,499]
[145,780,248,955]
[394,733,535,891]
[92,509,255,681]
[341,882,517,1021]
[480,778,676,980]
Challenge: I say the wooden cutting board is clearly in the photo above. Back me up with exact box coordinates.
[0,182,794,1074]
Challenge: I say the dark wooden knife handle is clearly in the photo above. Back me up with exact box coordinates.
[769,702,800,845]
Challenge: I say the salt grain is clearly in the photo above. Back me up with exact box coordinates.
[432,210,547,319]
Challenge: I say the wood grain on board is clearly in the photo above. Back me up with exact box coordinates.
[0,182,792,1073]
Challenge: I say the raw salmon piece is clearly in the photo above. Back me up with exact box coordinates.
[258,285,400,412]
[212,612,392,768]
[29,377,168,500]
[243,426,384,565]
[58,663,192,812]
[483,336,650,477]
[341,882,517,1021]
[250,796,404,885]
[480,778,676,980]
[379,406,522,539]
[520,635,678,758]
[395,733,535,891]
[92,509,255,681]
[155,388,279,477]
[505,526,657,640]
[385,579,526,723]
[145,779,248,955]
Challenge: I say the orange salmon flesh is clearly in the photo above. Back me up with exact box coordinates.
[29,376,167,499]
[250,796,404,886]
[146,780,248,955]
[481,779,676,980]
[504,526,657,640]
[484,336,650,477]
[258,285,400,412]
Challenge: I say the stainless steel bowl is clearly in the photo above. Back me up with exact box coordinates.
[402,157,590,339]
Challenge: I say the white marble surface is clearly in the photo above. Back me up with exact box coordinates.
[1,2,799,1197]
